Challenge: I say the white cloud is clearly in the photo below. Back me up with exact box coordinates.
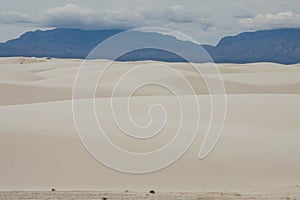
[7,4,295,45]
[239,11,300,30]
[1,0,300,44]
[0,4,214,32]
[43,4,210,30]
[0,11,34,25]
[42,4,134,29]
[0,4,223,44]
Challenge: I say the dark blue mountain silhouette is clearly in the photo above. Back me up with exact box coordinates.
[207,29,300,64]
[1,28,300,64]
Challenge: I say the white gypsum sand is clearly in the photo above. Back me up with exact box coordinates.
[0,57,299,196]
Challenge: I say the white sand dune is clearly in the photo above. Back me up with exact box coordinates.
[1,58,300,105]
[0,57,300,195]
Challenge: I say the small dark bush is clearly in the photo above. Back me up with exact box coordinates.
[149,190,156,194]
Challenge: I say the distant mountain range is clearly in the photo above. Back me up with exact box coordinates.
[0,28,300,64]
[207,29,300,64]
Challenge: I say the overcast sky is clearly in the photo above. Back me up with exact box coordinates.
[1,0,300,44]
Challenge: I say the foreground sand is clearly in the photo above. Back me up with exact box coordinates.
[0,57,300,196]
[1,191,300,200]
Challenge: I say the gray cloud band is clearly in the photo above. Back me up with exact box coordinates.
[72,27,227,173]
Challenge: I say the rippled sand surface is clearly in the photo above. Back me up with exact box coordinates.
[1,191,300,200]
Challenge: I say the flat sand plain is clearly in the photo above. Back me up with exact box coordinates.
[1,191,300,200]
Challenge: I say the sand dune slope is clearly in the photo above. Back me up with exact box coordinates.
[1,58,300,105]
[0,95,300,193]
[0,57,300,195]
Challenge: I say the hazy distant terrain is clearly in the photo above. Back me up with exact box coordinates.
[1,28,300,64]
